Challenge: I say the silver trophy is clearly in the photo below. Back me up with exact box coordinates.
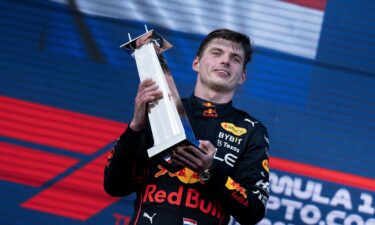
[121,26,198,171]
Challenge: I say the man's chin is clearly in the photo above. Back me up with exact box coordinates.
[200,77,233,92]
[209,82,232,93]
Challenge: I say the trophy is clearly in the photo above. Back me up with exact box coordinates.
[121,26,199,172]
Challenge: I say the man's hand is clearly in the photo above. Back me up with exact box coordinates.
[129,79,163,131]
[172,140,217,172]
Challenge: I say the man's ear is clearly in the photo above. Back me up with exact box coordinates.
[238,70,246,85]
[192,57,200,72]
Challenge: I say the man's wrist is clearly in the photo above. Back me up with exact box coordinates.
[129,120,144,132]
[199,169,211,181]
[199,163,214,181]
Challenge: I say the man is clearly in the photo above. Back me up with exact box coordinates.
[104,29,270,225]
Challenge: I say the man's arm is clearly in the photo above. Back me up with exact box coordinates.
[209,125,270,224]
[104,126,149,197]
[104,79,162,197]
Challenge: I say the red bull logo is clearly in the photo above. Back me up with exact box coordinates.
[150,166,225,220]
[155,165,204,184]
[202,102,215,108]
[225,177,247,199]
[203,109,218,118]
[151,166,229,218]
[143,184,223,219]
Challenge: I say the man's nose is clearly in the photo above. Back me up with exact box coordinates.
[220,54,231,66]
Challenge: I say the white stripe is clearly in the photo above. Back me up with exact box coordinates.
[50,0,324,59]
[183,222,196,225]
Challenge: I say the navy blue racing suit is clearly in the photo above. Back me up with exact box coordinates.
[104,95,270,225]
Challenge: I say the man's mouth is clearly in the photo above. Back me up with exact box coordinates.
[214,69,230,78]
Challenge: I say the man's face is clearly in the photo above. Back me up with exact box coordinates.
[193,38,246,93]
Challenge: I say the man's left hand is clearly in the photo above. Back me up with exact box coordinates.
[172,140,217,172]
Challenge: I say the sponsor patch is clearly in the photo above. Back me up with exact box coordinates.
[154,165,203,184]
[143,184,223,219]
[202,102,215,107]
[255,180,270,195]
[225,177,247,199]
[221,122,247,136]
[163,155,172,164]
[252,190,269,207]
[203,109,218,117]
[262,159,269,173]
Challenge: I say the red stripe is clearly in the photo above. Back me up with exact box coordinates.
[283,0,326,11]
[22,153,119,221]
[133,189,144,225]
[0,96,126,154]
[0,142,78,187]
[271,157,375,192]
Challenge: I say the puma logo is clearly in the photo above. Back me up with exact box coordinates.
[143,212,157,224]
[244,118,258,127]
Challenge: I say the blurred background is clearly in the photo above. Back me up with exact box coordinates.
[0,0,374,224]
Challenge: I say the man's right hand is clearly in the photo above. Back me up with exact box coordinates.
[129,79,163,131]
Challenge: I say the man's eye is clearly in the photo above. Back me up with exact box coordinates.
[233,58,242,64]
[212,51,220,56]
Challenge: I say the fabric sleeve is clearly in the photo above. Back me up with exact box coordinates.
[103,126,151,197]
[206,125,270,224]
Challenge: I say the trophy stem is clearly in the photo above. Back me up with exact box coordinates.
[133,43,187,157]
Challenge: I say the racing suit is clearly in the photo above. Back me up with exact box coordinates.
[104,95,270,225]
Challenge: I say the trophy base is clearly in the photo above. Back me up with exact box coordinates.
[148,135,200,173]
[147,133,186,158]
